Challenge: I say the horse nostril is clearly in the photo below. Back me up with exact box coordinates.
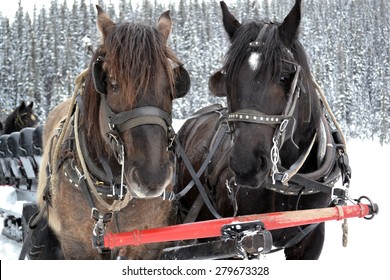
[230,155,256,178]
[257,155,270,174]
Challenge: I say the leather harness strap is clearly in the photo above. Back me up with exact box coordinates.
[174,135,223,219]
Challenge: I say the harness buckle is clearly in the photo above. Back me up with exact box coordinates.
[74,165,85,182]
[91,208,113,252]
[108,122,115,131]
[167,128,176,151]
[106,130,125,165]
[280,172,290,185]
[279,118,289,132]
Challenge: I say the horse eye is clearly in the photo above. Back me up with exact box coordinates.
[279,73,292,92]
[280,73,290,82]
[110,79,119,93]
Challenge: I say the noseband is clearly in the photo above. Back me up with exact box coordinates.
[100,95,174,163]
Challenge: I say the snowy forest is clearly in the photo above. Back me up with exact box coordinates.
[0,0,389,143]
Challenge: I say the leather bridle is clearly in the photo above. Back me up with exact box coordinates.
[92,56,175,165]
[227,23,310,186]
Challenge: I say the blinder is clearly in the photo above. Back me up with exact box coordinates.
[174,65,191,98]
[209,70,227,97]
[92,56,107,95]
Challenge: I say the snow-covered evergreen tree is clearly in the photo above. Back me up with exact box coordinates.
[0,0,388,143]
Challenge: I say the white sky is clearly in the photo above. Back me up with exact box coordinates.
[0,0,239,21]
[1,0,64,19]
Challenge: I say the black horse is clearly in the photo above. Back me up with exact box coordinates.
[175,0,346,259]
[1,101,38,135]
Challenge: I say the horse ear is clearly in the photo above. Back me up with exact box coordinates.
[173,65,191,99]
[157,10,172,41]
[279,0,301,46]
[209,70,227,97]
[96,5,115,40]
[28,101,34,109]
[220,1,241,40]
[19,101,26,111]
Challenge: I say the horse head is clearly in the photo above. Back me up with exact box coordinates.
[3,101,38,134]
[210,0,320,188]
[82,6,190,199]
[17,101,38,128]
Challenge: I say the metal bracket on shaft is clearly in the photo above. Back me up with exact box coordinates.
[221,221,273,259]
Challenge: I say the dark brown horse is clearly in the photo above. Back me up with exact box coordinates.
[36,5,189,259]
[1,101,38,135]
[176,0,345,259]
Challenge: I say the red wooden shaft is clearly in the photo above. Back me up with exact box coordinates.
[104,203,370,249]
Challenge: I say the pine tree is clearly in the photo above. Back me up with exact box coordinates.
[0,0,387,142]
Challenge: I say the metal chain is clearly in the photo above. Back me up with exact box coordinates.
[270,119,290,184]
[270,136,280,185]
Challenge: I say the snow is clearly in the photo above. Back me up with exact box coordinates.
[0,132,388,277]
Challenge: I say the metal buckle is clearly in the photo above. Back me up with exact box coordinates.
[331,185,351,204]
[91,208,113,252]
[74,165,85,182]
[167,128,176,151]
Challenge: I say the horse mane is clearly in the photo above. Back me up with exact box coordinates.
[81,21,181,148]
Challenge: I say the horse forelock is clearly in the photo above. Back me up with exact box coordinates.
[103,23,179,106]
[223,22,285,98]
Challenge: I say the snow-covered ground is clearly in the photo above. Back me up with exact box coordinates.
[0,131,388,278]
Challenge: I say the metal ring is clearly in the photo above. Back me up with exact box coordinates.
[279,119,289,132]
[357,196,378,220]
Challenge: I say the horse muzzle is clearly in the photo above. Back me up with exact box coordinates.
[126,164,173,198]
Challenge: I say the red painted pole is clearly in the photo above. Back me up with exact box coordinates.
[104,203,372,249]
